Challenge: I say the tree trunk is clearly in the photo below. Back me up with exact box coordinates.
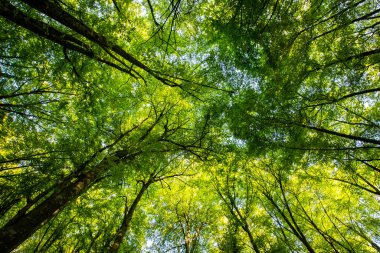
[263,192,315,253]
[18,0,172,85]
[243,225,261,253]
[0,0,135,77]
[0,157,114,253]
[108,182,150,253]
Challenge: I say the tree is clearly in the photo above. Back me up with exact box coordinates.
[0,79,213,252]
[143,171,220,253]
[108,155,193,253]
[1,0,379,252]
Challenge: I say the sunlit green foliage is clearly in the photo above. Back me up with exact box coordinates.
[0,0,379,252]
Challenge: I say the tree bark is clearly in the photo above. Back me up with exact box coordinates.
[19,0,175,85]
[0,155,122,253]
[216,188,261,253]
[263,192,315,253]
[108,181,151,253]
[0,0,136,77]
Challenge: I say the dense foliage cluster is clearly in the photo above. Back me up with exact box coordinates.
[0,0,379,252]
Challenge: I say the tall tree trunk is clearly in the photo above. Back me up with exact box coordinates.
[243,225,261,253]
[263,192,315,253]
[216,188,261,253]
[0,155,121,253]
[20,0,148,70]
[18,0,175,85]
[108,182,151,253]
[0,0,136,77]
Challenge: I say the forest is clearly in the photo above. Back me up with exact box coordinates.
[0,0,379,252]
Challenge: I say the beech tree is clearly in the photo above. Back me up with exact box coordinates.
[0,0,379,252]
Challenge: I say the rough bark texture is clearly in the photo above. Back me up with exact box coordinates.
[0,158,113,253]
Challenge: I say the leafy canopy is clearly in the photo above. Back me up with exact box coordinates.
[0,0,379,252]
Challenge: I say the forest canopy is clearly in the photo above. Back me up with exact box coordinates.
[0,0,379,252]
